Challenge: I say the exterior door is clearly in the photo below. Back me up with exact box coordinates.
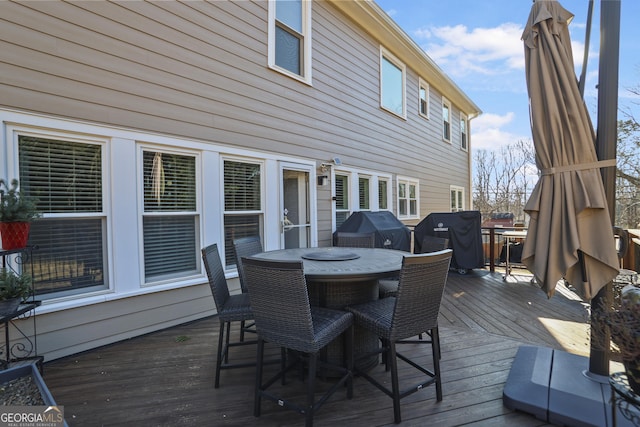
[280,164,311,249]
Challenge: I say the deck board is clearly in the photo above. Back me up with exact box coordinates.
[43,269,594,426]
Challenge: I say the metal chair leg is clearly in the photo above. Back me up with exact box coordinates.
[215,321,225,388]
[306,353,317,427]
[254,338,265,417]
[432,327,443,401]
[389,342,401,424]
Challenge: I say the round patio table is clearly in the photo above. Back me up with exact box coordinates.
[252,247,407,372]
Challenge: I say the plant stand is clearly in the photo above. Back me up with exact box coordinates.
[0,247,42,371]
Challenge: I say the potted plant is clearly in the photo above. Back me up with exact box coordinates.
[0,267,32,317]
[0,178,40,250]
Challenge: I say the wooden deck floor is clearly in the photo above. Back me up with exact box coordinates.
[42,269,594,426]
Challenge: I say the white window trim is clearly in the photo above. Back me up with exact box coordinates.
[220,155,266,269]
[358,174,372,211]
[379,46,406,119]
[138,144,202,287]
[450,185,465,212]
[377,176,392,212]
[0,108,319,314]
[332,167,392,230]
[267,0,312,85]
[442,97,452,143]
[460,113,468,152]
[396,176,420,220]
[418,78,430,119]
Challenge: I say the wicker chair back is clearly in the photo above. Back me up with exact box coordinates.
[201,243,231,314]
[242,258,317,352]
[233,236,263,293]
[391,250,452,340]
[335,232,376,248]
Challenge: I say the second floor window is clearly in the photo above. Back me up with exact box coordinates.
[380,48,406,118]
[269,0,311,83]
[460,115,468,151]
[419,79,429,118]
[443,98,451,142]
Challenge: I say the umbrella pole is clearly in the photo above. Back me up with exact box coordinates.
[590,0,621,377]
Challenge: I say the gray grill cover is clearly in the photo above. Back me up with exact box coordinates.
[333,211,411,251]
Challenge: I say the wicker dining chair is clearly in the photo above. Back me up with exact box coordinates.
[378,235,449,299]
[232,236,263,341]
[347,249,452,424]
[232,236,263,294]
[242,257,354,427]
[335,231,376,248]
[201,243,258,388]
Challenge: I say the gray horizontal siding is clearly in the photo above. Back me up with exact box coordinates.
[0,0,471,211]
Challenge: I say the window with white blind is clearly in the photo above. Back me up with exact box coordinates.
[268,0,312,83]
[223,160,263,267]
[460,114,468,151]
[442,97,452,142]
[397,178,419,219]
[142,150,198,283]
[18,135,108,297]
[378,178,389,210]
[358,176,370,210]
[419,78,430,119]
[334,173,350,228]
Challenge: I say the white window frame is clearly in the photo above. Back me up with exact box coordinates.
[450,185,465,212]
[332,167,392,230]
[358,175,372,211]
[267,0,312,85]
[7,126,111,300]
[419,78,430,119]
[460,113,468,151]
[377,177,391,211]
[442,97,452,143]
[139,145,201,286]
[379,47,406,119]
[397,177,420,220]
[221,156,265,269]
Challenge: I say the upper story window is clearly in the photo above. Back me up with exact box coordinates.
[450,186,465,212]
[268,0,312,84]
[142,149,199,284]
[380,47,406,118]
[419,78,430,119]
[397,178,419,219]
[19,134,108,298]
[460,114,468,151]
[442,97,452,142]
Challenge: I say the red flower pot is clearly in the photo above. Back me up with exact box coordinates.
[0,222,31,250]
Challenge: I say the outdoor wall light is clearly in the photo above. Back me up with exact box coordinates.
[317,175,329,186]
[320,157,342,173]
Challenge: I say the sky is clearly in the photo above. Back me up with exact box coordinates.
[374,0,640,152]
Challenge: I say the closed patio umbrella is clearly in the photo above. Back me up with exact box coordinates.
[521,0,619,301]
